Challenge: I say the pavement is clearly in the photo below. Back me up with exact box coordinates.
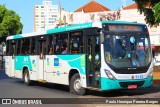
[0,69,10,80]
[0,69,159,85]
[0,69,160,107]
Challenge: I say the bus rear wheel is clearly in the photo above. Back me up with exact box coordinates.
[23,69,32,86]
[70,73,86,95]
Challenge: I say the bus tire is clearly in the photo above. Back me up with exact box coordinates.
[70,73,85,95]
[23,69,32,86]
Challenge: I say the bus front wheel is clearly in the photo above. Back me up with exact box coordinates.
[70,73,86,95]
[23,69,32,86]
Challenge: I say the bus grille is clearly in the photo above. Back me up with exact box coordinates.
[113,68,148,74]
[119,81,145,88]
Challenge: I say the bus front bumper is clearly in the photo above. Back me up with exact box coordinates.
[101,76,153,91]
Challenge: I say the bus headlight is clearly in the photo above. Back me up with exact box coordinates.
[148,68,153,77]
[148,72,153,77]
[104,69,116,80]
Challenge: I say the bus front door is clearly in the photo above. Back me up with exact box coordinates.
[86,35,100,88]
[38,40,46,81]
[11,44,16,77]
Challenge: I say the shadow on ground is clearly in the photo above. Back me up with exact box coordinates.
[0,70,10,79]
[1,69,160,98]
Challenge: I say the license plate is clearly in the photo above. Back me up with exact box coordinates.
[128,85,137,89]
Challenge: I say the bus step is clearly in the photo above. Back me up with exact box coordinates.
[37,80,47,83]
[86,87,101,91]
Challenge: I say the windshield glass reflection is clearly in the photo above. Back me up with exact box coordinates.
[104,34,152,68]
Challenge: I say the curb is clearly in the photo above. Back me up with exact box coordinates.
[153,80,160,87]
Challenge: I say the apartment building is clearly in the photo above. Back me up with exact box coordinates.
[34,0,58,32]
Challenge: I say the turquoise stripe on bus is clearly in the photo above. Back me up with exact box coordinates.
[101,76,153,90]
[47,22,93,34]
[15,56,33,71]
[56,55,86,74]
[13,34,23,39]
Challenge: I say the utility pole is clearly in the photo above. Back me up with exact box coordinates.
[122,0,126,8]
[58,0,62,27]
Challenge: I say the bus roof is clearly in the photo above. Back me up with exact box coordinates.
[6,20,146,40]
[102,20,145,25]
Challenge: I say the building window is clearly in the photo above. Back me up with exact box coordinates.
[52,15,57,17]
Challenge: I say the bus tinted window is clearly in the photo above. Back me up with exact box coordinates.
[61,34,68,54]
[54,35,61,54]
[53,33,68,54]
[6,40,9,55]
[48,35,54,55]
[21,38,30,55]
[31,38,36,55]
[70,32,83,54]
[16,39,21,55]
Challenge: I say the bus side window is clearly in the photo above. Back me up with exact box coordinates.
[48,35,53,55]
[31,38,36,55]
[6,40,9,56]
[60,33,68,54]
[16,39,21,55]
[54,35,60,54]
[10,40,16,56]
[21,38,30,55]
[70,32,83,54]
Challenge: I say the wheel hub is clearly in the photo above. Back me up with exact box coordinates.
[24,73,28,83]
[74,79,82,91]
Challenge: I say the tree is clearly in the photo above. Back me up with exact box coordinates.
[134,0,160,26]
[0,5,23,38]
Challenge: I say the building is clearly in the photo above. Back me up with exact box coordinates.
[34,0,58,32]
[54,1,160,64]
[121,3,160,62]
[54,0,120,27]
[121,3,160,38]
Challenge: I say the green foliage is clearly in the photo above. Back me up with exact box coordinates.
[153,2,160,24]
[134,0,160,26]
[0,5,23,37]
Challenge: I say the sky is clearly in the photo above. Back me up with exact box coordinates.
[0,0,135,34]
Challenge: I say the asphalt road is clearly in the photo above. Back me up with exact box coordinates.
[0,70,160,107]
[0,70,160,98]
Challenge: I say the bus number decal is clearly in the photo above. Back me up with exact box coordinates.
[135,75,143,79]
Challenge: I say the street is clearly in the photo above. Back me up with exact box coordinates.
[0,70,160,99]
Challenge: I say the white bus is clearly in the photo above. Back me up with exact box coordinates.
[5,21,153,95]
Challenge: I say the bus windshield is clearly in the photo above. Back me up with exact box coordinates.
[104,33,152,68]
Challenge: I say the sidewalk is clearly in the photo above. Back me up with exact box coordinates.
[153,68,160,86]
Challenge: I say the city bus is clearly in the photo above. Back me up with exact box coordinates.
[5,21,153,95]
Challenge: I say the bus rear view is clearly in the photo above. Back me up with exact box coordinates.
[100,21,153,90]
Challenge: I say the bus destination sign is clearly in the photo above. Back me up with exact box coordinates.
[108,25,143,32]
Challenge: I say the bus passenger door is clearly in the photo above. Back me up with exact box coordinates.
[86,36,101,88]
[11,43,16,77]
[37,39,46,81]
